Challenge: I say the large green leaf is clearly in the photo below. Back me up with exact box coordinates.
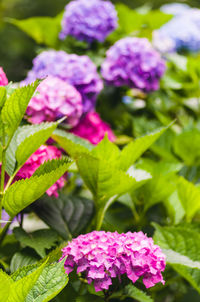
[10,255,68,302]
[153,223,200,293]
[77,153,135,201]
[135,160,181,211]
[0,261,46,302]
[5,130,18,175]
[10,248,40,273]
[3,158,70,217]
[173,129,200,166]
[91,135,120,166]
[164,190,185,225]
[1,81,39,142]
[25,260,68,302]
[119,126,169,171]
[0,86,7,109]
[16,122,58,168]
[5,122,58,176]
[6,13,63,48]
[177,177,200,222]
[32,193,94,240]
[0,270,13,301]
[76,153,136,229]
[52,129,94,158]
[13,228,59,258]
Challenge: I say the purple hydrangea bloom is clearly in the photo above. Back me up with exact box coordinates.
[101,37,166,92]
[59,0,118,43]
[160,3,190,16]
[61,231,166,292]
[153,9,200,53]
[26,76,83,127]
[23,50,103,113]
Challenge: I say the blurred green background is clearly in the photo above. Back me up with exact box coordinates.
[0,0,199,82]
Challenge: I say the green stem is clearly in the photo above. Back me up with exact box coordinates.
[4,162,26,193]
[96,195,117,231]
[0,221,12,245]
[131,201,140,223]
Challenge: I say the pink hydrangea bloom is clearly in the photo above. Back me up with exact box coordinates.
[26,76,83,127]
[61,231,166,292]
[0,67,8,86]
[71,112,115,144]
[15,145,66,197]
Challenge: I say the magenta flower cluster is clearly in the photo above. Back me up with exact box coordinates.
[61,231,166,292]
[71,112,115,145]
[24,50,103,113]
[0,67,8,86]
[101,37,166,92]
[60,0,118,43]
[26,76,82,127]
[15,145,66,197]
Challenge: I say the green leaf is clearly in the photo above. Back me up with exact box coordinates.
[52,129,94,158]
[164,190,185,225]
[3,157,70,217]
[177,177,200,222]
[0,270,13,301]
[6,13,63,48]
[91,135,120,166]
[135,160,180,210]
[32,193,94,240]
[25,260,68,302]
[124,284,153,302]
[76,153,136,229]
[0,261,46,302]
[77,153,135,201]
[11,256,68,302]
[5,129,18,175]
[5,122,58,176]
[1,81,40,142]
[150,130,177,162]
[127,167,152,189]
[16,122,58,168]
[10,248,40,273]
[173,129,200,166]
[153,223,200,293]
[13,228,59,258]
[0,86,7,109]
[119,126,168,171]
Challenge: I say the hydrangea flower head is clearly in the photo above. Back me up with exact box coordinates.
[16,145,66,197]
[0,67,8,86]
[71,112,115,145]
[160,3,190,16]
[23,50,103,113]
[59,0,118,43]
[153,9,200,53]
[61,231,166,292]
[26,76,82,127]
[101,37,166,92]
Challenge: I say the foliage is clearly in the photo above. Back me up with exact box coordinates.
[1,1,200,302]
